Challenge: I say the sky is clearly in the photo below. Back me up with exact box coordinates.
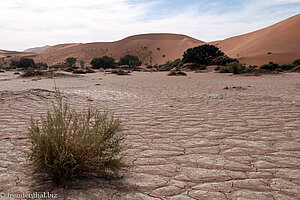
[1,0,300,51]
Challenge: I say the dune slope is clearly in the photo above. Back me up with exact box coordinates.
[214,14,300,65]
[35,34,204,66]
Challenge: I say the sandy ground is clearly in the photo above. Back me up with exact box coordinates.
[0,71,299,199]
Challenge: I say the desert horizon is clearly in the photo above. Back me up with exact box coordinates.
[1,13,300,67]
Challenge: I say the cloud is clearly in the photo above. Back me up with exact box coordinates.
[0,0,299,51]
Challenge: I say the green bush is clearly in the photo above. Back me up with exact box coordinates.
[213,55,238,66]
[214,66,220,71]
[118,55,142,68]
[292,59,300,66]
[291,65,300,72]
[50,64,64,70]
[36,62,48,70]
[159,59,182,71]
[27,91,128,186]
[260,62,280,71]
[227,62,246,74]
[65,57,77,68]
[10,58,35,69]
[243,65,257,73]
[111,69,130,75]
[91,56,116,69]
[218,66,230,73]
[65,67,75,72]
[183,63,206,70]
[21,68,44,77]
[10,60,19,67]
[280,64,295,71]
[182,44,224,66]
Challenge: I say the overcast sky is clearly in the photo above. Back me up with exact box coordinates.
[1,0,300,51]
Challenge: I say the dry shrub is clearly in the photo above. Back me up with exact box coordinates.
[21,69,44,77]
[27,90,128,187]
[168,71,187,76]
[73,69,86,74]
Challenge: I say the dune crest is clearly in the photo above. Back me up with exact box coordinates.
[214,14,300,65]
[1,14,299,66]
[34,33,204,66]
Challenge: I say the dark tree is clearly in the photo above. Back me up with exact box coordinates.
[119,55,142,68]
[10,60,19,67]
[213,55,238,66]
[65,57,77,68]
[36,62,48,70]
[260,62,280,71]
[90,56,115,69]
[182,44,224,66]
[16,58,35,69]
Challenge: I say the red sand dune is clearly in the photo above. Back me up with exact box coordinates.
[34,34,204,66]
[213,14,300,65]
[1,14,299,67]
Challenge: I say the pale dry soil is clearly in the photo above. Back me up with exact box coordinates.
[0,71,299,200]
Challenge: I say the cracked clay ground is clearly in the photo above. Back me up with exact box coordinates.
[0,71,299,199]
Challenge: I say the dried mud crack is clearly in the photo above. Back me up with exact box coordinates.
[0,72,299,199]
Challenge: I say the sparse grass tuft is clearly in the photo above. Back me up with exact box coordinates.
[227,62,246,74]
[168,71,187,76]
[21,68,44,77]
[27,90,128,187]
[73,69,86,74]
[111,69,130,75]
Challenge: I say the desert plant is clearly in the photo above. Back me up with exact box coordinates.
[183,63,206,70]
[119,55,142,68]
[21,68,44,77]
[79,60,85,68]
[218,66,230,73]
[280,64,295,71]
[182,44,224,66]
[10,58,36,69]
[292,59,300,66]
[65,57,77,68]
[73,69,86,74]
[10,60,19,67]
[65,67,75,72]
[159,59,182,71]
[260,62,280,71]
[111,69,130,75]
[243,65,257,73]
[85,69,96,73]
[168,71,187,76]
[36,62,48,70]
[27,91,128,186]
[291,65,300,72]
[50,64,64,70]
[213,55,238,66]
[214,66,220,71]
[91,56,116,69]
[227,62,246,74]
